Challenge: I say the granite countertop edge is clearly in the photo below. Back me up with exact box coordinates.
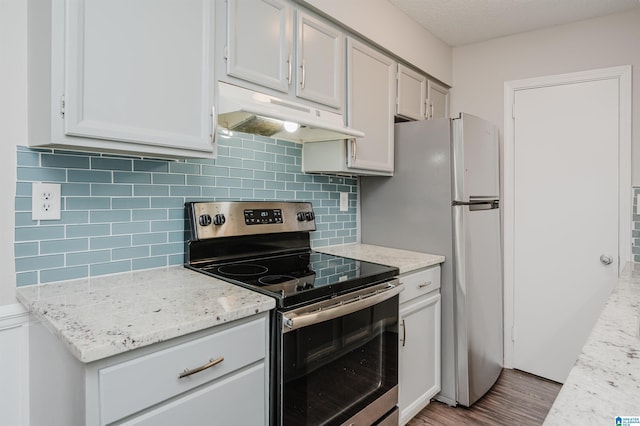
[16,266,276,364]
[543,262,640,424]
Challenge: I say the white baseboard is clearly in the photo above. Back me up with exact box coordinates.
[0,303,30,426]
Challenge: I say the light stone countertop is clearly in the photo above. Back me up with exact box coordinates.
[543,262,640,424]
[16,266,275,363]
[16,244,442,364]
[315,243,445,274]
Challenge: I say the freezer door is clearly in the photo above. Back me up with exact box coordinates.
[452,114,499,202]
[453,204,503,407]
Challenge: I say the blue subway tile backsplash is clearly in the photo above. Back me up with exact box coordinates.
[15,134,358,286]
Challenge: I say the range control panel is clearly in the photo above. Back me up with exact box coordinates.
[187,201,316,240]
[244,208,283,225]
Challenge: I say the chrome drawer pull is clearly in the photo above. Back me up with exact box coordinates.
[178,356,224,379]
[418,281,432,289]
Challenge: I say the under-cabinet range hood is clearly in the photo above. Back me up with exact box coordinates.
[216,82,365,143]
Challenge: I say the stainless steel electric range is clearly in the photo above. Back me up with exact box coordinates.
[185,201,401,426]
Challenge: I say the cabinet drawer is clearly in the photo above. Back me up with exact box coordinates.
[120,363,267,426]
[399,266,440,304]
[99,315,267,424]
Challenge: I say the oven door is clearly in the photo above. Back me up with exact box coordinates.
[277,280,401,426]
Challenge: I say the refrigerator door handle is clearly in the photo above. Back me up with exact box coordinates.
[452,200,499,210]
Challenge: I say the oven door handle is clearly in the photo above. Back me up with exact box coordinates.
[281,280,401,333]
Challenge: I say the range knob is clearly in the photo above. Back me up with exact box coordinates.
[297,212,306,222]
[213,213,226,226]
[198,214,212,226]
[304,211,315,221]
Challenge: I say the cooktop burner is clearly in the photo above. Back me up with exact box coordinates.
[258,275,299,286]
[195,250,396,308]
[216,264,269,276]
[184,201,399,309]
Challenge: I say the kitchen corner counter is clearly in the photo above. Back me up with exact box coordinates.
[543,262,640,425]
[315,243,445,274]
[16,266,275,363]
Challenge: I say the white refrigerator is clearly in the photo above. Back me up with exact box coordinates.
[361,113,503,407]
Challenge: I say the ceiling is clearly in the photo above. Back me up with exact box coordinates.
[387,0,640,46]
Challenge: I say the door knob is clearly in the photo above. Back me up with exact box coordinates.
[600,254,613,265]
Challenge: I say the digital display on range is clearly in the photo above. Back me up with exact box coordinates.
[244,209,283,225]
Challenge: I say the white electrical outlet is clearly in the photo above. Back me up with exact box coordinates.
[340,192,349,212]
[32,182,61,220]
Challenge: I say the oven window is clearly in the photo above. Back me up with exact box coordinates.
[282,295,398,425]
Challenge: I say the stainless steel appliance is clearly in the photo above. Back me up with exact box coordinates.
[217,81,365,143]
[360,113,503,407]
[185,201,401,425]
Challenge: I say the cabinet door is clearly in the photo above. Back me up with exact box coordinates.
[295,12,343,108]
[347,38,395,174]
[226,0,291,93]
[427,80,450,120]
[64,0,215,153]
[120,364,267,426]
[396,64,427,121]
[399,292,441,425]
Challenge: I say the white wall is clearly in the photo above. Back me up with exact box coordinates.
[297,0,453,85]
[451,8,640,184]
[0,0,23,306]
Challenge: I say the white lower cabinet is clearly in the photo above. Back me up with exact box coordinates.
[398,266,442,425]
[120,363,265,426]
[29,312,270,426]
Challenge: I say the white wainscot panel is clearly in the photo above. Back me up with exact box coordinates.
[0,304,30,426]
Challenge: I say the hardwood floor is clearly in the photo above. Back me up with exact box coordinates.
[407,369,562,426]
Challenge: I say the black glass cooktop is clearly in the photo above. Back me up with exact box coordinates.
[192,251,398,309]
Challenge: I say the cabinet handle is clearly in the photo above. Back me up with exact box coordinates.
[418,281,432,289]
[211,106,217,145]
[300,59,306,89]
[351,139,357,160]
[178,356,224,379]
[401,319,406,347]
[287,55,292,86]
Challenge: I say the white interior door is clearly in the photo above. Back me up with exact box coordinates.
[508,71,627,383]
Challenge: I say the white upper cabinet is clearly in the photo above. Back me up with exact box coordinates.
[397,64,450,121]
[226,0,291,93]
[28,0,216,158]
[224,0,344,110]
[295,12,343,108]
[302,37,394,175]
[427,80,450,120]
[347,38,396,174]
[396,64,427,121]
